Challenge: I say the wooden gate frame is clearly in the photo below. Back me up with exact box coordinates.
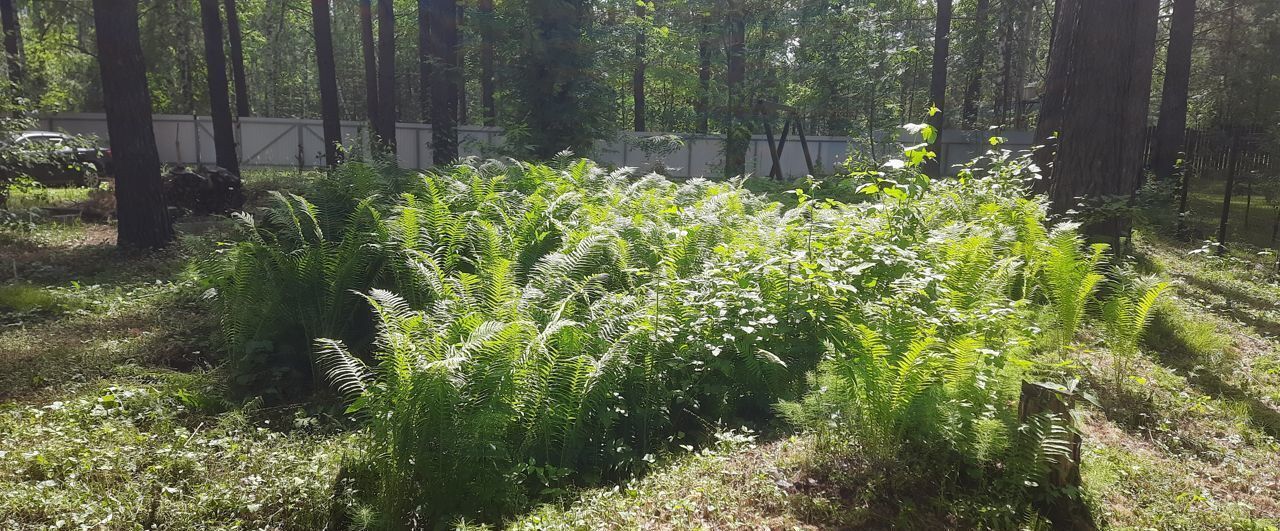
[755,99,815,180]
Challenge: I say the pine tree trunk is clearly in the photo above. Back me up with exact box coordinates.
[1218,132,1242,255]
[925,0,953,178]
[92,0,173,249]
[961,0,989,128]
[1150,0,1196,182]
[224,0,250,117]
[633,1,646,132]
[696,15,711,134]
[199,0,240,175]
[0,0,23,91]
[457,4,467,126]
[418,0,431,122]
[1044,0,1159,234]
[429,0,459,164]
[724,2,746,178]
[312,0,342,167]
[478,0,495,126]
[375,0,397,154]
[360,0,380,131]
[1032,0,1073,189]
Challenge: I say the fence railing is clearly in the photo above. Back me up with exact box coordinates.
[38,113,1034,179]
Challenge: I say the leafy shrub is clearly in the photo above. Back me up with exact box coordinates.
[205,144,1124,526]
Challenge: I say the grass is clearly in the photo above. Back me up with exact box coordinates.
[0,214,353,529]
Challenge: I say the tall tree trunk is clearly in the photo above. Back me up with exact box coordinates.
[224,0,250,117]
[925,0,954,178]
[1151,0,1196,182]
[93,0,172,249]
[312,0,342,167]
[199,0,240,175]
[429,0,459,164]
[1032,0,1073,189]
[457,3,467,126]
[1217,131,1241,254]
[177,0,195,114]
[375,0,397,153]
[724,2,747,178]
[633,1,646,132]
[0,0,23,91]
[961,0,990,128]
[696,15,711,134]
[418,0,431,121]
[478,0,495,126]
[520,0,592,159]
[360,0,380,130]
[1044,0,1159,233]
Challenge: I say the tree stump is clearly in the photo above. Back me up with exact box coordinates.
[1018,381,1097,531]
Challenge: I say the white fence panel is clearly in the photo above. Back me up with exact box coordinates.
[37,113,1034,179]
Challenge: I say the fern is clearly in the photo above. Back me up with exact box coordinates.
[1101,270,1169,391]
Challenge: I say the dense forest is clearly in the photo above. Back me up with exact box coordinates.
[3,0,1276,140]
[3,1,1280,530]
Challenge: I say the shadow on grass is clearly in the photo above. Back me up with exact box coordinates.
[1145,310,1280,438]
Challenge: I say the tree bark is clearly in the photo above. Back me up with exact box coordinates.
[1043,0,1159,233]
[925,0,953,178]
[519,0,591,159]
[724,2,747,178]
[1032,0,1074,189]
[312,0,342,167]
[633,1,646,132]
[1217,131,1241,255]
[418,0,431,121]
[696,14,711,134]
[93,0,172,249]
[429,0,459,164]
[224,0,250,117]
[961,0,990,128]
[199,0,240,176]
[1150,0,1196,182]
[478,0,495,126]
[360,0,380,132]
[375,0,397,154]
[457,4,467,126]
[0,0,23,91]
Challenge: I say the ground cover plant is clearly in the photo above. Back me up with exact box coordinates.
[193,141,1163,528]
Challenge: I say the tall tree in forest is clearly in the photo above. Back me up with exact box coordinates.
[960,0,990,128]
[224,0,250,117]
[429,0,459,164]
[360,0,380,132]
[510,0,604,158]
[311,0,342,167]
[1032,0,1072,186]
[418,0,431,122]
[375,0,397,153]
[1041,0,1159,230]
[457,4,467,125]
[633,1,647,131]
[92,0,172,249]
[0,0,23,91]
[199,0,240,175]
[696,13,711,134]
[478,0,495,126]
[724,1,747,177]
[925,0,953,178]
[1151,0,1196,183]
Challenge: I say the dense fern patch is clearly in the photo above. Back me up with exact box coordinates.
[203,150,1145,527]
